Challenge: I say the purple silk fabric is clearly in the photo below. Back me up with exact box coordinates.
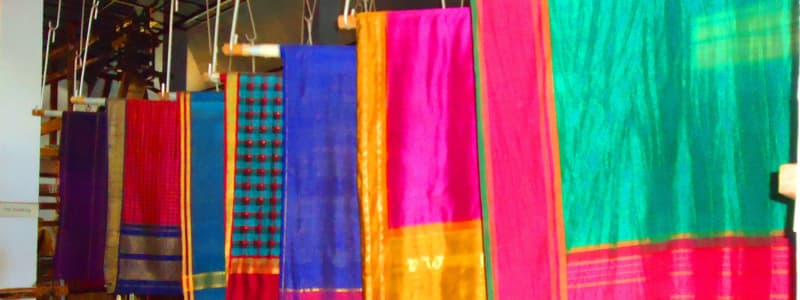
[385,9,480,228]
[55,111,108,291]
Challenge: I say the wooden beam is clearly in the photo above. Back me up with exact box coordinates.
[47,56,102,83]
[46,37,96,60]
[38,221,59,227]
[39,190,58,198]
[40,147,59,160]
[0,284,68,299]
[39,203,58,210]
[40,160,59,177]
[40,119,62,136]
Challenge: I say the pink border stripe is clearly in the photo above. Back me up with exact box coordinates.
[567,237,791,299]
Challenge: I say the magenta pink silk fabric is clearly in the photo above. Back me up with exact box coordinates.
[385,8,480,228]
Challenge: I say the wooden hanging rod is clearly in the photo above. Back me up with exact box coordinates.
[32,109,63,118]
[70,96,106,106]
[222,43,281,58]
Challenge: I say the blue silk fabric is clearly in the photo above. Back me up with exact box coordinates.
[188,92,227,299]
[279,46,363,294]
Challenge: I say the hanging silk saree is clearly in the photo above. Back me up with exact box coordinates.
[356,8,486,300]
[180,92,227,300]
[279,46,362,300]
[223,73,284,300]
[546,1,793,298]
[105,100,126,293]
[470,0,566,298]
[116,99,183,295]
[55,111,108,292]
[474,0,793,298]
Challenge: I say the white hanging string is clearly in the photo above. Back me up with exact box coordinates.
[342,0,372,28]
[72,54,79,96]
[78,0,99,97]
[229,0,241,52]
[74,0,87,95]
[342,0,351,27]
[42,0,62,100]
[302,0,318,45]
[211,0,222,90]
[354,0,375,13]
[227,0,241,72]
[164,0,178,96]
[244,0,257,72]
[205,0,213,55]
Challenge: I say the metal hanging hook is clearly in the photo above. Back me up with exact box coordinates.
[41,0,63,100]
[78,0,100,97]
[163,0,179,97]
[244,0,257,43]
[244,0,257,72]
[302,0,318,45]
[343,0,351,25]
[211,0,222,90]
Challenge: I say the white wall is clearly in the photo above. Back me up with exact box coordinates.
[0,0,43,290]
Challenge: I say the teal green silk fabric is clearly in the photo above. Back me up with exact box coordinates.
[549,1,794,250]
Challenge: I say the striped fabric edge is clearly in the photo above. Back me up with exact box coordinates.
[470,0,568,299]
[566,235,790,298]
[539,0,569,297]
[468,2,496,298]
[224,73,241,282]
[104,99,126,293]
[180,92,196,299]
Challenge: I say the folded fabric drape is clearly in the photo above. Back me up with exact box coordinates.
[180,92,228,300]
[357,8,486,300]
[105,100,126,292]
[116,99,182,295]
[547,1,792,298]
[55,111,108,292]
[279,45,362,300]
[224,73,284,300]
[470,0,567,298]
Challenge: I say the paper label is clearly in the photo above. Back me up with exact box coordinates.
[0,202,39,219]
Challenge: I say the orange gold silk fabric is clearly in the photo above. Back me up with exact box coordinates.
[356,12,486,300]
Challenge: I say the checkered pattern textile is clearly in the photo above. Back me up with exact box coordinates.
[122,100,181,225]
[231,74,284,257]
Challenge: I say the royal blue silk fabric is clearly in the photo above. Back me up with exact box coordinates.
[279,46,363,295]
